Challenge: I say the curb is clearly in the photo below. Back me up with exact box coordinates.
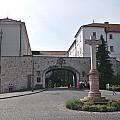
[0,89,46,100]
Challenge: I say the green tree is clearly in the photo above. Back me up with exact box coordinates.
[96,35,114,89]
[114,73,120,84]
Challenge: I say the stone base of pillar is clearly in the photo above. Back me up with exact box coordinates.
[84,96,109,103]
[88,91,101,99]
[84,69,109,103]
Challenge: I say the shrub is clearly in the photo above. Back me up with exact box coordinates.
[109,107,118,112]
[111,102,119,107]
[65,99,83,110]
[111,85,120,91]
[84,101,95,106]
[106,106,113,112]
[82,105,90,111]
[110,101,120,111]
[65,99,120,112]
[97,105,108,112]
[65,100,74,109]
[89,105,99,112]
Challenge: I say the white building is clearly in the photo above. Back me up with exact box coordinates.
[68,22,120,61]
[0,18,32,56]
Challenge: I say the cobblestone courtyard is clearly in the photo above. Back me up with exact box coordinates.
[0,89,120,120]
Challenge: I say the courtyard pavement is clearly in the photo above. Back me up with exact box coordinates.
[0,88,119,120]
[0,89,46,99]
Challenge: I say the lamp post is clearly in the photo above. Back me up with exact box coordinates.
[0,29,3,93]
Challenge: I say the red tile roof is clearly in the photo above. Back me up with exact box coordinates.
[75,22,120,37]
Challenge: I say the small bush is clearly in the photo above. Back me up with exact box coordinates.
[98,105,108,112]
[110,101,120,111]
[65,99,83,110]
[109,107,118,112]
[111,85,120,91]
[65,100,74,109]
[106,106,113,112]
[111,102,119,107]
[82,105,90,111]
[89,105,99,112]
[84,101,95,106]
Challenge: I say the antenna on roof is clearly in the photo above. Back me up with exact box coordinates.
[93,19,94,23]
[6,12,9,19]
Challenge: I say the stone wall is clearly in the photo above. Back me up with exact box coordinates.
[1,56,120,93]
[1,56,91,93]
[1,57,32,92]
[110,58,120,75]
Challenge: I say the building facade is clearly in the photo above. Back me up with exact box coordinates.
[68,22,120,61]
[0,18,32,56]
[0,19,120,93]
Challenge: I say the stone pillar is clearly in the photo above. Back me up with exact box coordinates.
[86,69,101,101]
[84,35,108,102]
[84,69,108,102]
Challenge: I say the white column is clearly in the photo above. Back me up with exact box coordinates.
[91,44,96,69]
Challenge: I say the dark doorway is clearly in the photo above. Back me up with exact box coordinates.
[45,69,77,88]
[27,75,32,89]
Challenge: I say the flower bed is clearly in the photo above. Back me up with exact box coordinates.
[65,99,120,112]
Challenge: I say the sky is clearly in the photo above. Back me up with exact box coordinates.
[0,0,120,51]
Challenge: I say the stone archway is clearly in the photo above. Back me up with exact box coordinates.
[42,65,80,88]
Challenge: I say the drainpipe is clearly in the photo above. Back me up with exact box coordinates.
[19,23,22,56]
[105,27,108,42]
[105,27,108,51]
[0,29,3,93]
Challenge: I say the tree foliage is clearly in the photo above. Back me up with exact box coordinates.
[96,35,114,89]
[45,70,74,88]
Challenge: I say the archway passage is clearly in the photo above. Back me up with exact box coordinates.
[45,69,77,89]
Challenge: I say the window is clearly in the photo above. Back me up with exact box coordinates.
[109,34,113,39]
[37,77,41,82]
[93,32,96,38]
[105,46,109,51]
[37,71,40,76]
[82,71,85,77]
[110,46,114,52]
[80,47,81,54]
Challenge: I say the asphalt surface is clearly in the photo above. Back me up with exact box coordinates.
[0,88,119,120]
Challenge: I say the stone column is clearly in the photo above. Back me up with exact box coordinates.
[86,69,101,101]
[84,35,108,102]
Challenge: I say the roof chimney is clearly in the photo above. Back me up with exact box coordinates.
[104,22,109,24]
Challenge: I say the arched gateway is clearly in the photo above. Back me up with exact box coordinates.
[1,56,90,93]
[42,65,80,88]
[40,57,90,88]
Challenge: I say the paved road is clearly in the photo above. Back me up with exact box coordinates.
[0,89,119,120]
